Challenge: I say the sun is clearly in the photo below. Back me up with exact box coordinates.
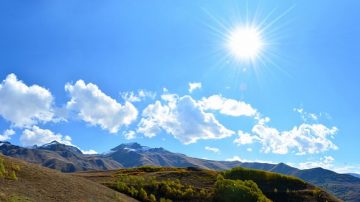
[226,26,264,61]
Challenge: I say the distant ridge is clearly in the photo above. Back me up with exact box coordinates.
[348,173,360,179]
[1,141,359,201]
[0,141,121,172]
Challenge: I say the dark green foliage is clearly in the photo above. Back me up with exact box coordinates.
[129,166,164,172]
[114,174,212,202]
[126,166,183,173]
[223,166,307,192]
[214,178,271,202]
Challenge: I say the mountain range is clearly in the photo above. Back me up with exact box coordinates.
[1,140,359,201]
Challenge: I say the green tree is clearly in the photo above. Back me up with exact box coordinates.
[159,198,172,202]
[214,178,271,202]
[148,194,156,202]
[138,188,148,201]
[129,186,139,198]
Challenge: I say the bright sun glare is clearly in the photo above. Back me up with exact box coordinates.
[227,26,264,61]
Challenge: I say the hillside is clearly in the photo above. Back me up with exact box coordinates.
[1,141,359,201]
[0,154,137,202]
[75,166,340,202]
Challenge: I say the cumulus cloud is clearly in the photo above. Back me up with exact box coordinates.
[226,156,242,161]
[188,82,202,93]
[123,130,136,140]
[199,94,257,117]
[205,146,220,153]
[137,95,234,144]
[0,129,15,141]
[121,89,156,102]
[234,130,257,145]
[251,123,338,155]
[298,156,335,170]
[20,126,72,146]
[65,80,138,133]
[0,74,54,128]
[293,156,360,173]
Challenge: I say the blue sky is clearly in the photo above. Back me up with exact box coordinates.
[0,0,360,173]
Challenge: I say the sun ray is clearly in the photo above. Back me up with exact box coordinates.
[202,1,295,89]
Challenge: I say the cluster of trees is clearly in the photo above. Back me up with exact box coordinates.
[0,157,19,180]
[127,166,173,173]
[114,174,212,202]
[214,175,270,202]
[113,166,314,202]
[222,167,307,192]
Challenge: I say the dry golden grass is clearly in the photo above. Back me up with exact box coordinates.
[0,155,138,202]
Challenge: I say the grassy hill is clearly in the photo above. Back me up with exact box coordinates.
[0,154,138,202]
[75,166,341,202]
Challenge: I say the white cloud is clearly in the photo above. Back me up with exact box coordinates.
[0,74,54,128]
[331,165,360,174]
[251,123,338,155]
[81,149,98,155]
[0,129,15,141]
[298,156,335,170]
[226,156,242,161]
[137,95,234,144]
[225,155,274,164]
[200,94,257,117]
[65,80,138,133]
[205,146,220,153]
[121,89,156,102]
[295,156,360,174]
[234,130,257,145]
[294,107,319,122]
[188,82,202,93]
[123,130,136,140]
[20,126,72,146]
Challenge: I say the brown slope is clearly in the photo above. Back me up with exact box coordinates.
[0,154,137,202]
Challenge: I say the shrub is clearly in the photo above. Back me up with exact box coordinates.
[9,170,17,180]
[0,158,5,177]
[0,157,19,180]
